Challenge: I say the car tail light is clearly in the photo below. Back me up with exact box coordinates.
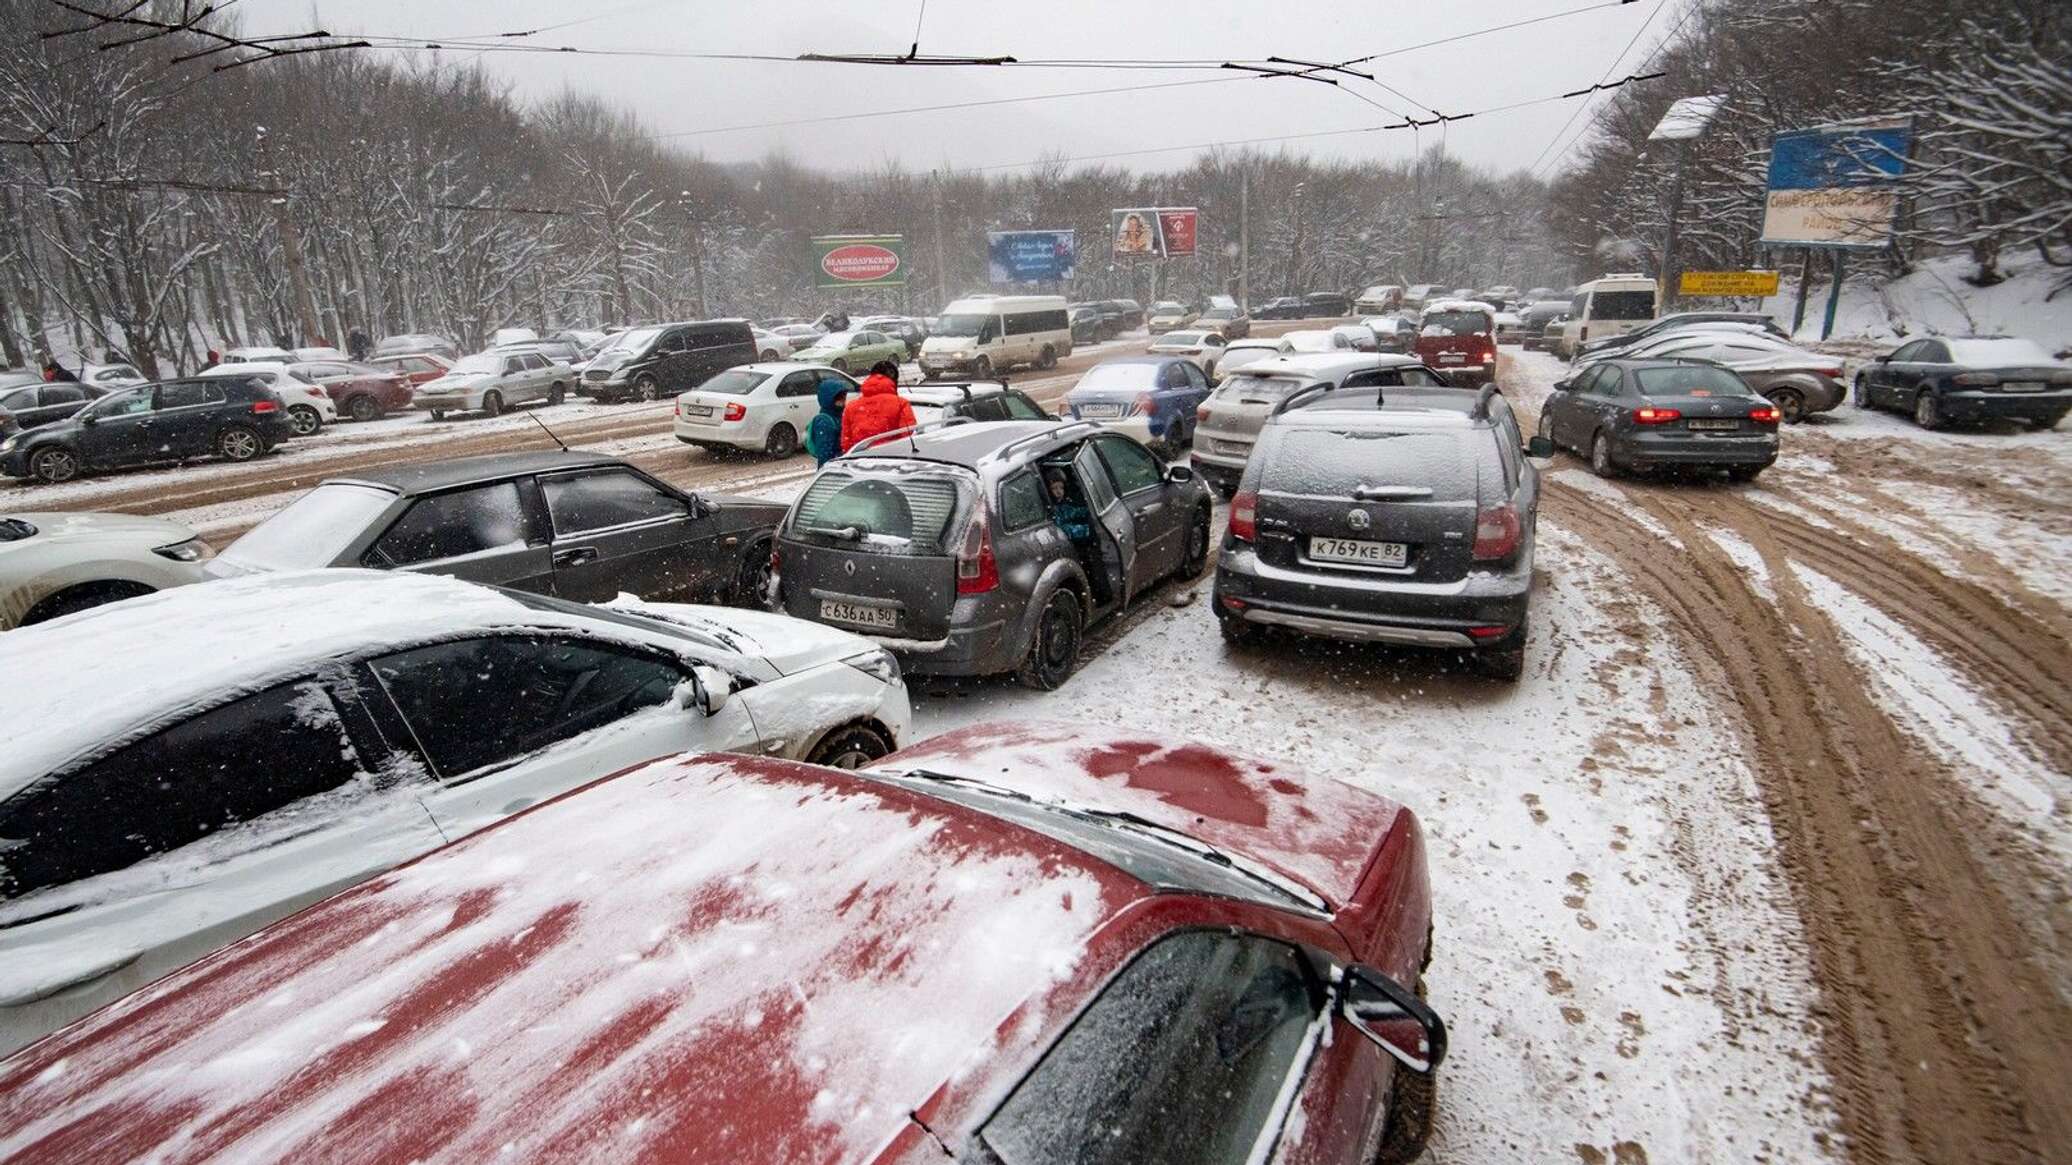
[1472,503,1521,562]
[1466,625,1512,641]
[251,399,279,414]
[1578,325,1589,341]
[1230,490,1258,543]
[1197,404,1212,422]
[674,400,682,417]
[308,385,327,397]
[955,499,998,594]
[1817,368,1844,380]
[1634,406,1681,424]
[724,402,747,422]
[1748,405,1781,424]
[1133,392,1157,417]
[1952,372,1999,386]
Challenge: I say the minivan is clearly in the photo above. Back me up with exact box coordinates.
[578,319,759,402]
[918,295,1074,380]
[1556,274,1658,359]
[1414,300,1499,386]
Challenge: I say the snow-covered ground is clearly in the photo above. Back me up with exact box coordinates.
[1761,249,2072,354]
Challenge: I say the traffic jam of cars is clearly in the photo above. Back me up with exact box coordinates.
[0,261,2064,1165]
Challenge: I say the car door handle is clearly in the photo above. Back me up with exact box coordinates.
[1138,502,1165,516]
[553,546,599,567]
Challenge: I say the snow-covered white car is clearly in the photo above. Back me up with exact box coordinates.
[77,362,147,389]
[1283,328,1356,354]
[1145,328,1229,376]
[198,361,337,436]
[1330,323,1380,352]
[673,362,856,457]
[0,568,910,1055]
[0,510,209,630]
[216,345,294,365]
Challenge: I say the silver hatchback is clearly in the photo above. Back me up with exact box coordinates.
[1190,353,1452,498]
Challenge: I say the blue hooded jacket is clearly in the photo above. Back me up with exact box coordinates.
[806,378,846,465]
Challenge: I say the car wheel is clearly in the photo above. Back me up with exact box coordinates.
[829,360,847,375]
[634,375,660,403]
[215,425,262,462]
[287,404,321,436]
[1590,431,1618,478]
[730,539,774,607]
[1472,617,1527,682]
[1016,586,1083,690]
[1769,388,1806,424]
[1218,609,1255,645]
[429,409,446,421]
[974,356,993,380]
[2041,408,2069,430]
[765,422,799,458]
[345,394,381,423]
[1372,977,1441,1165]
[1726,465,1766,483]
[760,348,780,362]
[1179,506,1212,578]
[1536,407,1556,447]
[1852,374,1871,409]
[806,723,894,769]
[1913,391,1942,430]
[1038,344,1057,370]
[548,381,565,407]
[29,446,80,483]
[19,580,155,626]
[481,390,505,418]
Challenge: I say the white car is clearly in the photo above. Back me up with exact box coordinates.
[1146,301,1196,334]
[750,328,790,362]
[0,510,209,630]
[1145,329,1229,376]
[290,346,349,363]
[674,362,856,457]
[216,345,294,365]
[1215,337,1297,380]
[490,326,540,347]
[769,323,824,353]
[77,362,147,389]
[1283,328,1356,354]
[1330,323,1380,352]
[0,567,910,1055]
[198,362,337,436]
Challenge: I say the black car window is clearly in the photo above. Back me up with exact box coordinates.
[40,385,88,406]
[0,387,34,410]
[1920,341,1950,364]
[777,371,820,398]
[1000,471,1050,532]
[156,382,224,409]
[370,482,536,566]
[542,470,687,535]
[500,357,523,375]
[370,637,682,779]
[521,353,550,372]
[1890,340,1926,362]
[1093,435,1164,495]
[657,331,688,354]
[91,389,153,418]
[964,395,1010,422]
[0,679,369,901]
[973,931,1321,1165]
[1002,392,1048,420]
[1262,428,1478,498]
[1400,367,1446,386]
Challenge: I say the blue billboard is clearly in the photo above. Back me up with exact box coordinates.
[1761,118,1912,247]
[987,230,1077,283]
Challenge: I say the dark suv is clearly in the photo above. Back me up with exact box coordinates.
[774,420,1213,688]
[1213,384,1548,680]
[901,382,1053,424]
[579,319,758,402]
[207,449,788,604]
[0,379,292,484]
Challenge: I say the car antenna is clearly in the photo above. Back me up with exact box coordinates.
[526,411,571,452]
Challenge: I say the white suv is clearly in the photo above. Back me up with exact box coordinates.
[0,568,909,1054]
[198,362,337,436]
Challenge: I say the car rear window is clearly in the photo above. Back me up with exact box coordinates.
[1633,366,1759,397]
[1260,428,1478,497]
[1419,310,1491,337]
[1591,290,1656,321]
[1214,374,1308,402]
[695,369,766,395]
[1944,338,2055,366]
[1073,364,1159,392]
[792,469,965,549]
[219,483,395,569]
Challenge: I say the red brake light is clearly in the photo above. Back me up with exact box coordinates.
[674,400,682,416]
[1472,502,1521,561]
[1466,625,1513,640]
[308,385,328,397]
[955,499,998,594]
[1634,406,1681,424]
[724,401,747,422]
[1951,372,1998,386]
[1197,404,1211,422]
[1748,405,1781,424]
[250,400,279,414]
[1230,490,1258,543]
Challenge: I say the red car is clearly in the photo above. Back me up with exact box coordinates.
[369,352,452,389]
[0,723,1444,1164]
[1414,300,1499,387]
[293,359,415,422]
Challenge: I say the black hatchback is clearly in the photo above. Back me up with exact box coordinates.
[0,379,292,484]
[1213,385,1548,680]
[207,449,789,604]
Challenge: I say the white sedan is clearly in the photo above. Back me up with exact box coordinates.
[1283,328,1357,355]
[1145,329,1229,376]
[0,510,209,630]
[673,362,855,457]
[0,567,911,1055]
[198,362,337,436]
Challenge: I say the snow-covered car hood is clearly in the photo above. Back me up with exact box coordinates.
[419,374,484,391]
[0,510,197,552]
[605,597,886,677]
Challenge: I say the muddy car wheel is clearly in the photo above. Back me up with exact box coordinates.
[215,425,262,462]
[1770,388,1805,424]
[765,423,799,458]
[30,446,79,483]
[1913,391,1942,430]
[481,390,505,418]
[1471,618,1527,682]
[287,405,321,436]
[548,381,565,407]
[806,723,894,769]
[1016,587,1083,690]
[1037,345,1056,370]
[1373,976,1440,1165]
[1180,507,1212,578]
[345,394,381,422]
[635,375,660,403]
[1590,432,1618,478]
[730,539,774,607]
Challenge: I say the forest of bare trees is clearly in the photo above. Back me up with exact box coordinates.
[0,0,1571,379]
[1548,0,2070,293]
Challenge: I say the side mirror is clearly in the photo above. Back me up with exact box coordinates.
[682,665,736,716]
[1341,966,1447,1072]
[79,413,98,426]
[1552,380,1572,392]
[1526,435,1555,459]
[1874,353,1890,363]
[1164,463,1195,484]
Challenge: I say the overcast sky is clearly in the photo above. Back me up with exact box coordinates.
[242,0,1675,177]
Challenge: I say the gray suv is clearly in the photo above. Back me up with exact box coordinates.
[1213,384,1550,681]
[1191,353,1453,498]
[773,420,1214,688]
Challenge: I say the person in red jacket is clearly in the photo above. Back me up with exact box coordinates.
[840,361,916,452]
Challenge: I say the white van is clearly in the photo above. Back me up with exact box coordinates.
[1556,274,1658,359]
[918,295,1072,379]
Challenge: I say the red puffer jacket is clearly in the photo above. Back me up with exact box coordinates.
[839,373,917,452]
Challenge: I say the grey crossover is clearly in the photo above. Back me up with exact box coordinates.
[1538,359,1781,480]
[1191,353,1454,498]
[1213,384,1549,681]
[208,450,788,604]
[773,419,1215,688]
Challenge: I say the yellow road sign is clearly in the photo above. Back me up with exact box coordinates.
[1679,270,1781,297]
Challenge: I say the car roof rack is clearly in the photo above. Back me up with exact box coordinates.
[906,379,1009,401]
[846,415,976,454]
[982,419,1103,464]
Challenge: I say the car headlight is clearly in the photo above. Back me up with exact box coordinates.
[0,434,18,454]
[842,649,900,686]
[153,537,214,562]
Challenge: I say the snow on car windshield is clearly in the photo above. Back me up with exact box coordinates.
[1945,338,2057,366]
[217,483,395,569]
[933,314,990,338]
[1634,366,1760,398]
[1260,428,1476,496]
[447,353,501,375]
[1072,363,1160,392]
[1217,349,1280,374]
[696,369,767,395]
[1420,310,1492,337]
[793,470,963,548]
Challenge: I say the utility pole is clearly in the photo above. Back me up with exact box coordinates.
[1286,182,1306,295]
[1238,168,1250,309]
[680,190,709,319]
[256,125,323,346]
[931,170,948,308]
[1660,139,1689,311]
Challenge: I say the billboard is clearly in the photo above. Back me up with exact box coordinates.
[812,235,906,289]
[1109,207,1199,258]
[987,230,1077,283]
[1680,270,1781,297]
[1760,119,1912,249]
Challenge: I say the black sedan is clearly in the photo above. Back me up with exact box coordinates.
[1254,296,1306,320]
[1538,359,1781,482]
[205,449,788,605]
[0,380,293,483]
[0,380,107,438]
[1302,291,1354,317]
[1853,335,2070,430]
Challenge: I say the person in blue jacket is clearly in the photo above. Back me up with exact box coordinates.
[1046,470,1092,542]
[806,378,847,466]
